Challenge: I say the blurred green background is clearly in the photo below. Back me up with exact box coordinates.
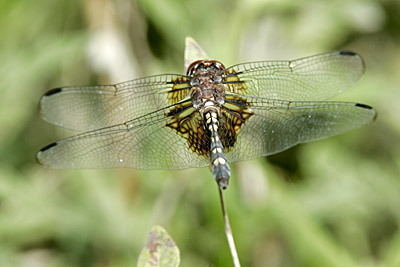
[0,0,399,266]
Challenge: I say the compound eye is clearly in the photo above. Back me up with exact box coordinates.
[187,67,195,77]
[186,60,209,76]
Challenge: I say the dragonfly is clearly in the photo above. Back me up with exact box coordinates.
[37,49,376,189]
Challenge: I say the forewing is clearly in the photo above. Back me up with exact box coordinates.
[224,51,365,101]
[39,74,189,131]
[226,98,376,162]
[36,107,209,170]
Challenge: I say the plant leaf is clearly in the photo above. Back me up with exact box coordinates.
[137,225,180,267]
[184,36,209,70]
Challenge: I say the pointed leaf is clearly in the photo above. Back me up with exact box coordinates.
[184,36,209,70]
[137,225,180,267]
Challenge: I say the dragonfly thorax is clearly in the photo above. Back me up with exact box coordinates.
[188,60,226,111]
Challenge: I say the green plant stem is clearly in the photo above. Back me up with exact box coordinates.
[218,187,241,267]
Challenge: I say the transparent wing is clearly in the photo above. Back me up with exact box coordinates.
[36,107,209,169]
[226,98,376,162]
[224,51,365,101]
[39,74,187,131]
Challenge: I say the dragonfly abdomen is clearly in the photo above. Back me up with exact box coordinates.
[204,109,231,189]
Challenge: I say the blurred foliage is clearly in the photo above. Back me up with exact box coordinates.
[0,0,399,266]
